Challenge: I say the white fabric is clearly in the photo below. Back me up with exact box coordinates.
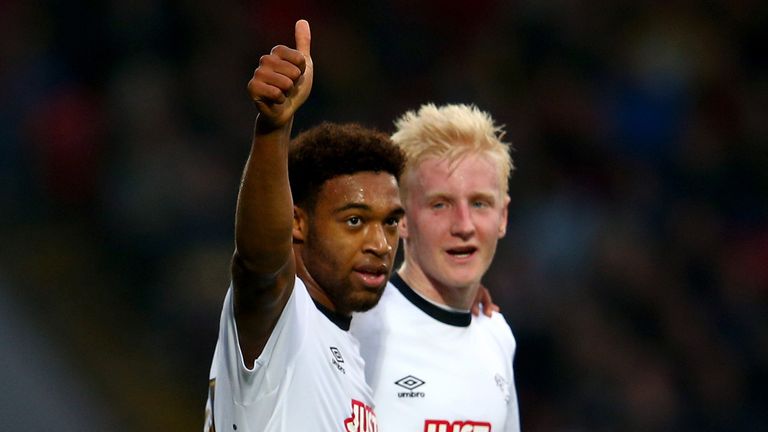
[205,277,377,432]
[351,278,520,432]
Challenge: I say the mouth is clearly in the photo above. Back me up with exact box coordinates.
[353,264,389,288]
[446,245,478,260]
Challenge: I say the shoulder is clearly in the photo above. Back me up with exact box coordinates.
[350,280,422,340]
[474,310,517,351]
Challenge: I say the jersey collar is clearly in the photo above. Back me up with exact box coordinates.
[391,272,472,327]
[312,299,352,331]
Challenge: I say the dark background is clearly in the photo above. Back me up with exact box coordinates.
[1,1,766,430]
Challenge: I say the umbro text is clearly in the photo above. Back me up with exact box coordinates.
[398,391,425,398]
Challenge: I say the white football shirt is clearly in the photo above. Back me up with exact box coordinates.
[205,277,377,432]
[351,273,520,432]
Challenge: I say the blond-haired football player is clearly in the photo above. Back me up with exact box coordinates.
[352,103,520,432]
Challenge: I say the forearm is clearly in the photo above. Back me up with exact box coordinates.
[234,115,295,274]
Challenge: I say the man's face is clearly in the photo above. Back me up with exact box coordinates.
[401,153,509,292]
[301,171,403,316]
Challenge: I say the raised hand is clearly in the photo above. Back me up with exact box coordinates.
[247,19,313,130]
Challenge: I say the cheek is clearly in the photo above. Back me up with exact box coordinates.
[425,218,450,239]
[311,227,351,260]
[479,216,505,241]
[325,237,355,261]
[412,212,444,234]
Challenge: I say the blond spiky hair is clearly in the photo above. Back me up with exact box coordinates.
[391,103,514,199]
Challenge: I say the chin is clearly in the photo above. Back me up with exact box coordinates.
[348,291,384,313]
[352,302,378,313]
[443,274,483,290]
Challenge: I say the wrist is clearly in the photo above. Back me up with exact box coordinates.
[254,113,293,136]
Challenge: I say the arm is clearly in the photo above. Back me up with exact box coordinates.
[231,20,314,367]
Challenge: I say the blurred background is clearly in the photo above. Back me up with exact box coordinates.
[1,0,766,430]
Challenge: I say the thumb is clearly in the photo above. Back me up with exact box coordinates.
[294,19,311,57]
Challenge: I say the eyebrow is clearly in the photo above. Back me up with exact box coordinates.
[425,191,498,203]
[334,203,405,218]
[333,203,372,214]
[471,192,498,203]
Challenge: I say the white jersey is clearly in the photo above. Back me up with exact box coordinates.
[351,273,520,432]
[204,277,377,432]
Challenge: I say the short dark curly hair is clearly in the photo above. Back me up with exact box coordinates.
[289,122,405,212]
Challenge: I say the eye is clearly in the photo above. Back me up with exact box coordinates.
[384,216,401,227]
[346,216,362,227]
[472,200,489,208]
[432,201,447,210]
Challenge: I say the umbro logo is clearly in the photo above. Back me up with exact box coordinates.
[330,346,346,374]
[395,375,425,390]
[395,375,426,398]
[330,347,344,363]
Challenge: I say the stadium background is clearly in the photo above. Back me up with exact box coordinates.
[1,1,766,430]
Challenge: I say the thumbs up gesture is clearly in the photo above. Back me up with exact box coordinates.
[247,20,314,129]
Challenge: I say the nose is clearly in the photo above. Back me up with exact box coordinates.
[450,203,475,240]
[364,224,393,257]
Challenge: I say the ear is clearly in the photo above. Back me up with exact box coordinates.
[398,214,410,239]
[293,206,308,243]
[498,194,511,238]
